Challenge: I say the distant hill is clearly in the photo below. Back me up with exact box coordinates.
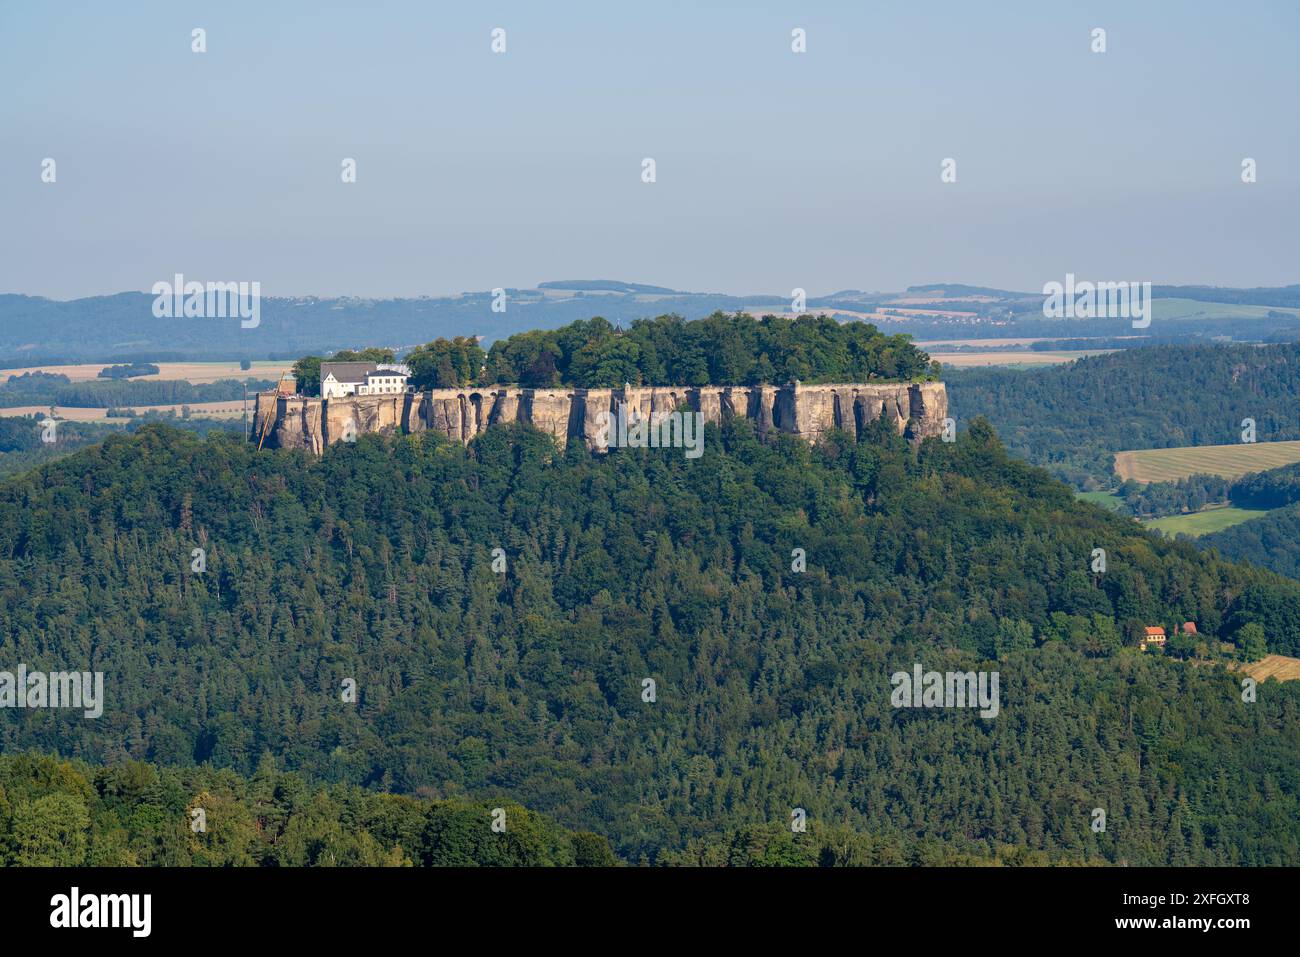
[537,280,679,294]
[901,283,1300,309]
[5,281,1300,365]
[0,288,812,364]
[903,283,1035,299]
[1152,285,1300,309]
[947,342,1300,488]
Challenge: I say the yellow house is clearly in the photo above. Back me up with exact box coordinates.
[1139,626,1167,652]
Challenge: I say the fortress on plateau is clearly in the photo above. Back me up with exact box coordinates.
[251,380,950,454]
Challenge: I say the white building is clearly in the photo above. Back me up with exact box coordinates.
[320,361,411,399]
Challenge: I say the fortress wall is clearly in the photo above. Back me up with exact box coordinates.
[253,381,949,453]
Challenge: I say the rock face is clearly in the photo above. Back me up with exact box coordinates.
[252,381,949,454]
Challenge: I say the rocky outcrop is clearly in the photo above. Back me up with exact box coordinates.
[252,381,949,454]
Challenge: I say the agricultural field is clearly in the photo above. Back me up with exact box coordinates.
[917,337,1053,347]
[1143,506,1271,538]
[0,401,248,421]
[0,360,292,384]
[1114,440,1300,483]
[1150,298,1300,323]
[1075,490,1126,511]
[1240,654,1300,683]
[936,349,1114,368]
[745,308,881,322]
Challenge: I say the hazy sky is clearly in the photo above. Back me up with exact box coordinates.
[3,0,1298,299]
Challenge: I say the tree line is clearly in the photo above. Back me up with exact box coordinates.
[0,751,615,866]
[97,362,161,380]
[0,375,268,409]
[290,313,940,394]
[484,312,939,387]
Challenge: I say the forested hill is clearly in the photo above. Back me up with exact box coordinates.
[1186,461,1300,579]
[946,342,1300,488]
[1199,504,1300,581]
[1,420,1299,863]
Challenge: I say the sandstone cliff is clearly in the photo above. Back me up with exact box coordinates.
[253,381,949,454]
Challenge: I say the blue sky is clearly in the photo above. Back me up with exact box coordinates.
[2,0,1297,298]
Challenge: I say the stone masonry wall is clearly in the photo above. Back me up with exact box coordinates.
[252,381,949,454]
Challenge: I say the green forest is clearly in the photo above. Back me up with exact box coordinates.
[0,747,1072,867]
[1200,503,1300,581]
[483,312,940,387]
[0,417,111,479]
[0,752,614,866]
[97,362,161,380]
[292,313,938,394]
[946,343,1300,488]
[0,414,239,480]
[1,414,1298,864]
